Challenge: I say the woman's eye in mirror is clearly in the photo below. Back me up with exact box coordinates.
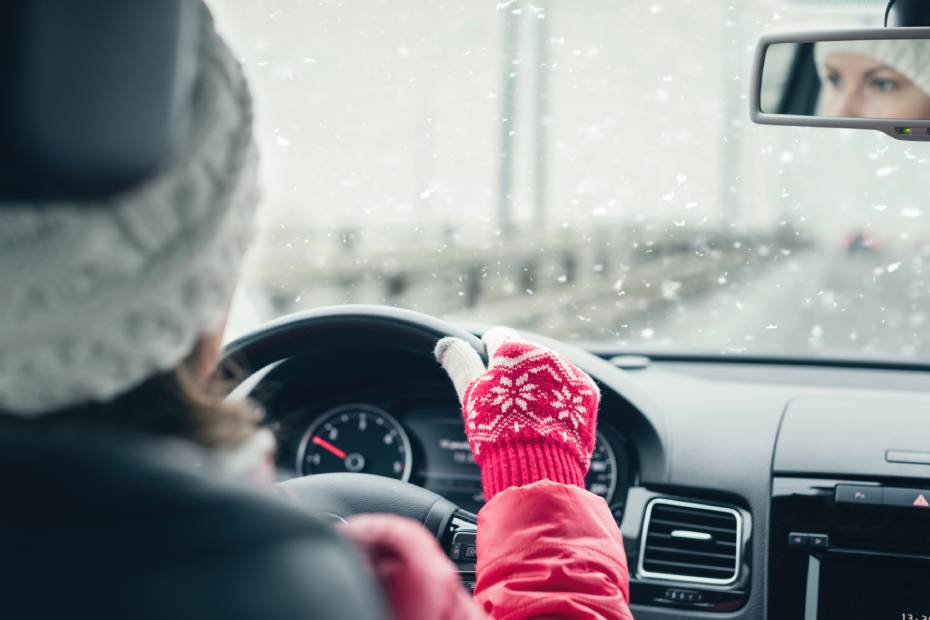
[826,70,844,90]
[869,77,901,94]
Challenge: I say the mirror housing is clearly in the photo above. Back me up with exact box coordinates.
[751,27,930,141]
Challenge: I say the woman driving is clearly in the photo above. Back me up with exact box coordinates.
[815,39,930,119]
[0,3,632,619]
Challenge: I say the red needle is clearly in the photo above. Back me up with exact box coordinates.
[312,435,347,459]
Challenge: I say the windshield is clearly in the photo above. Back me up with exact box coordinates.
[213,1,928,362]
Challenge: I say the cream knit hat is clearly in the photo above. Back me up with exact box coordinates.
[0,4,259,415]
[815,39,930,98]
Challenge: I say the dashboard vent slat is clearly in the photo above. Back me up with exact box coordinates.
[638,499,742,586]
[649,518,736,535]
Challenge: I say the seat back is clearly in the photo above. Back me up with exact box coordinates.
[0,426,387,620]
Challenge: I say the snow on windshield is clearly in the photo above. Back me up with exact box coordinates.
[213,1,928,361]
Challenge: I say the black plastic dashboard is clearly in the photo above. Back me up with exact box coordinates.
[254,347,637,518]
[244,329,930,620]
[612,356,930,619]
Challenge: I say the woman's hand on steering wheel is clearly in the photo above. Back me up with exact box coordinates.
[435,327,601,501]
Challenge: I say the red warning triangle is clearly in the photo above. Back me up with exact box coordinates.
[913,494,929,507]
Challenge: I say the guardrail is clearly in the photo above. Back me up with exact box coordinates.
[241,221,810,336]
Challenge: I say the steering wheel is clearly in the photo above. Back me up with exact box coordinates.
[221,305,485,572]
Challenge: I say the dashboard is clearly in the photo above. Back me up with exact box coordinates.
[290,402,631,515]
[244,328,930,620]
[258,349,635,518]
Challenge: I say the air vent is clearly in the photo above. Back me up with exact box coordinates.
[638,498,742,586]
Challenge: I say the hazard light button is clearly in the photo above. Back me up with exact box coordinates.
[883,487,930,509]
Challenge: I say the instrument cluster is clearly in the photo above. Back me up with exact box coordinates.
[290,401,633,516]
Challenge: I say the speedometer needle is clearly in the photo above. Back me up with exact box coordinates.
[312,435,347,459]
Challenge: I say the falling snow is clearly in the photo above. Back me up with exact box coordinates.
[212,0,930,362]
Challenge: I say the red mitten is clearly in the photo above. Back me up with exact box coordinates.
[435,328,600,501]
[341,515,486,620]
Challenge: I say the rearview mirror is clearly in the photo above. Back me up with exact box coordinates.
[751,28,930,141]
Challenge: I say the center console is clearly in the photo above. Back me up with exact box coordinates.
[771,398,930,619]
[770,477,930,618]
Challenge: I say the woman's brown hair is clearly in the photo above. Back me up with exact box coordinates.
[31,358,261,450]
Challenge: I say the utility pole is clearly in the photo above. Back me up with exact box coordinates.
[718,3,747,225]
[533,0,551,229]
[497,3,520,238]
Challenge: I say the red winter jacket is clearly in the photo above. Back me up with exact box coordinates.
[344,479,634,620]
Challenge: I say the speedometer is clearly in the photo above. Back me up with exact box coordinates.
[585,431,618,502]
[296,404,412,482]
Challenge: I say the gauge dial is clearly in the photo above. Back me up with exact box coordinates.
[585,431,618,502]
[297,405,412,482]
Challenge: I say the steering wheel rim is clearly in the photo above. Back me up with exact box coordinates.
[275,473,462,537]
[220,305,483,541]
[222,304,486,377]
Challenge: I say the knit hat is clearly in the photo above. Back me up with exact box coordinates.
[0,3,259,415]
[815,39,930,98]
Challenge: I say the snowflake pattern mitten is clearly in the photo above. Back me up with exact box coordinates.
[435,328,600,500]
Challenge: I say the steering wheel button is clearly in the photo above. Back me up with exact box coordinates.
[449,543,463,560]
[464,546,477,559]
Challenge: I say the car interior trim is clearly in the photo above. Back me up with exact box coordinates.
[637,498,743,587]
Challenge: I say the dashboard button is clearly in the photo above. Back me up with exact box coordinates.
[788,532,810,547]
[665,588,703,604]
[808,534,829,549]
[836,484,883,505]
[884,487,930,509]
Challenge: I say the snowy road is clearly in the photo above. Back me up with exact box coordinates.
[235,239,929,363]
[645,249,928,360]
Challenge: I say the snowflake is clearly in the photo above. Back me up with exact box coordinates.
[484,373,537,414]
[550,385,592,429]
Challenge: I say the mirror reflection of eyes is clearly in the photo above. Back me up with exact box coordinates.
[868,73,902,94]
[826,68,844,90]
[824,62,906,95]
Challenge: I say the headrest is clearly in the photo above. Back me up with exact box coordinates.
[0,0,198,201]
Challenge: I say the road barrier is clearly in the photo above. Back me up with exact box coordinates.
[242,221,810,337]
